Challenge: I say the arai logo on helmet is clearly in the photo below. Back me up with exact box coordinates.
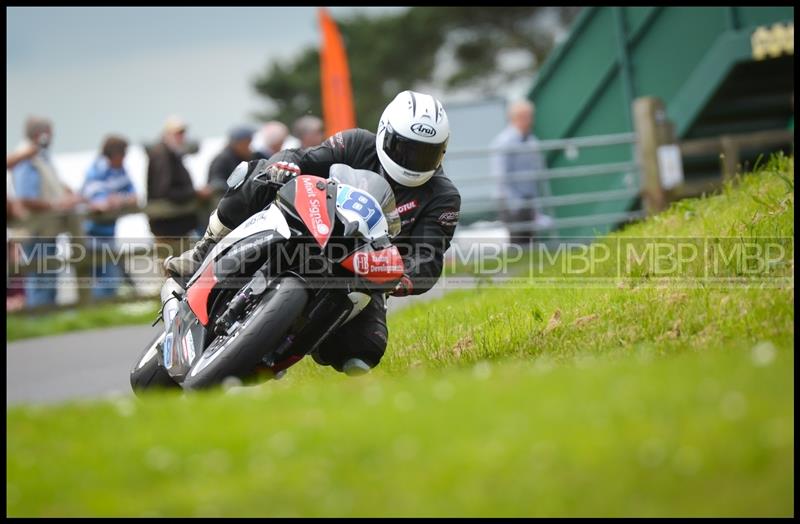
[410,123,436,137]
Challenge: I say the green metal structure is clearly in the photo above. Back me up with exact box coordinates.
[528,6,794,237]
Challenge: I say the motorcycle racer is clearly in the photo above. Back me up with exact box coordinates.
[164,91,461,376]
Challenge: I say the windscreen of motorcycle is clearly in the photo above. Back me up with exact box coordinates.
[330,164,401,240]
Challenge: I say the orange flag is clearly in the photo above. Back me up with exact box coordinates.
[319,7,356,137]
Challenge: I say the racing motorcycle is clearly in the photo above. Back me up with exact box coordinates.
[130,164,404,394]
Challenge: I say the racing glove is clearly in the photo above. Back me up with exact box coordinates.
[388,273,414,297]
[262,161,301,186]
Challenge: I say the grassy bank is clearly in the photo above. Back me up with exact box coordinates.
[6,155,794,516]
[7,345,792,517]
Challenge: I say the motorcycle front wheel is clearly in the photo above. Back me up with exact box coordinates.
[182,276,309,390]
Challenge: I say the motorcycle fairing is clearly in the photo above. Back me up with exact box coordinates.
[154,167,401,385]
[161,300,207,380]
[182,204,293,328]
[291,175,334,248]
[341,245,405,284]
[335,184,392,241]
[187,204,291,289]
[186,263,217,326]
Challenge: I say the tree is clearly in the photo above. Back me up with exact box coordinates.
[252,7,581,131]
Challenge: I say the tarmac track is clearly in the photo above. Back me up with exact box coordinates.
[6,279,469,406]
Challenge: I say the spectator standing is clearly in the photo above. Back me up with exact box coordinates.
[7,142,38,171]
[252,121,289,160]
[6,144,37,310]
[292,115,325,149]
[80,135,138,299]
[490,100,546,244]
[6,144,34,220]
[11,116,83,308]
[146,116,209,261]
[207,126,255,194]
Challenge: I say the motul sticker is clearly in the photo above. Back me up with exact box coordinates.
[437,210,459,227]
[295,175,332,247]
[397,200,418,215]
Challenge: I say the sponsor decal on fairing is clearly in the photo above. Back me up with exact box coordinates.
[163,333,174,368]
[343,247,405,283]
[295,175,333,247]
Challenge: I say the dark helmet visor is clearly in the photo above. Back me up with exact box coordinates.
[383,127,448,173]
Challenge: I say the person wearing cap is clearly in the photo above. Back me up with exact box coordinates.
[206,125,256,194]
[146,116,206,260]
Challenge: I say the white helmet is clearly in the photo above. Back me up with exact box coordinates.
[376,90,450,187]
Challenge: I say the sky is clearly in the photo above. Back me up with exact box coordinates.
[6,6,409,154]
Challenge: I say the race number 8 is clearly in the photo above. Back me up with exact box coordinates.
[342,191,381,230]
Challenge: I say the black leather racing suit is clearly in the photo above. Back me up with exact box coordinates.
[216,128,461,371]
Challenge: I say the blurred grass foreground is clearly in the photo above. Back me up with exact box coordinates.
[6,155,794,517]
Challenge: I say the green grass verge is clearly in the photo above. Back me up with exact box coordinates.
[6,300,160,343]
[347,154,794,378]
[6,155,794,516]
[7,346,793,517]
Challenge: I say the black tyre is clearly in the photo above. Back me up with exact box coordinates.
[130,331,181,396]
[182,276,309,390]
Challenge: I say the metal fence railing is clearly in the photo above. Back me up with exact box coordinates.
[443,131,642,236]
[7,132,645,313]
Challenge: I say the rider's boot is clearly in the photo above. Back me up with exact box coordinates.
[164,210,232,278]
[311,350,372,377]
[342,358,372,376]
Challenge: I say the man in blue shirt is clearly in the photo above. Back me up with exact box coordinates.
[12,117,82,308]
[490,100,546,244]
[81,135,138,299]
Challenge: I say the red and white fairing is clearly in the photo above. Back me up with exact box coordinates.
[294,175,333,248]
[340,246,405,284]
